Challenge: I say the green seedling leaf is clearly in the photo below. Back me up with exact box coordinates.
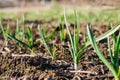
[77,44,86,61]
[74,10,79,54]
[64,9,86,70]
[113,32,120,73]
[0,31,2,35]
[86,25,120,46]
[15,19,19,38]
[15,19,25,42]
[87,25,118,80]
[38,25,56,60]
[27,26,34,49]
[8,24,34,53]
[118,68,120,79]
[52,46,57,59]
[112,33,117,44]
[7,34,29,48]
[64,9,75,53]
[107,37,114,65]
[60,15,66,42]
[0,20,5,37]
[46,27,58,42]
[0,20,10,46]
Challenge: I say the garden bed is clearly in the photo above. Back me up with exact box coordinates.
[0,18,120,80]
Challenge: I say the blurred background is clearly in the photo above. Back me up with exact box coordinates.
[0,0,120,7]
[0,0,120,24]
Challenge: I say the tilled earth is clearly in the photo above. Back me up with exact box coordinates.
[0,19,119,80]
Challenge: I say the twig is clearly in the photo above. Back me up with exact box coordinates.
[70,70,95,74]
[12,53,52,59]
[81,61,93,64]
[12,53,42,57]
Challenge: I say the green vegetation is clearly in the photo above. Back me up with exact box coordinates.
[15,19,25,44]
[59,15,66,42]
[8,24,34,53]
[0,20,10,46]
[85,25,120,46]
[45,27,58,42]
[87,25,120,80]
[64,10,86,70]
[38,25,57,60]
[64,9,120,70]
[0,5,120,79]
[0,4,120,24]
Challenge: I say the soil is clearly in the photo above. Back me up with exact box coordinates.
[0,19,119,80]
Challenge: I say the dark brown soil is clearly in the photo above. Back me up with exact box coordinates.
[0,19,119,80]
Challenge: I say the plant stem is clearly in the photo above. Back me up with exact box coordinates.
[74,63,78,70]
[115,77,119,80]
[74,57,78,70]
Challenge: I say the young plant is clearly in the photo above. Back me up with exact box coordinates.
[0,20,10,46]
[16,15,25,41]
[64,10,86,70]
[108,33,120,79]
[87,25,120,80]
[63,9,120,70]
[38,25,56,60]
[26,25,34,53]
[60,15,66,42]
[15,19,25,45]
[7,24,34,53]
